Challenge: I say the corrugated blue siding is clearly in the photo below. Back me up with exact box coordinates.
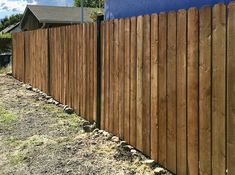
[105,0,231,20]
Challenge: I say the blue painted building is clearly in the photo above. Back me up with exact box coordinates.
[105,0,231,20]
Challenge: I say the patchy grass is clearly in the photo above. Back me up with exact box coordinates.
[52,114,82,132]
[6,136,19,146]
[6,135,58,149]
[0,106,17,124]
[9,151,28,165]
[42,104,63,114]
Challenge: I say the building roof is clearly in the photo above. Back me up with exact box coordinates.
[20,5,100,26]
[1,22,20,34]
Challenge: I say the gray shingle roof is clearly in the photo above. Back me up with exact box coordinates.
[1,22,20,33]
[25,5,100,24]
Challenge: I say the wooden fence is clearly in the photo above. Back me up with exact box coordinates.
[12,2,235,175]
[49,24,97,121]
[12,24,97,122]
[100,3,235,175]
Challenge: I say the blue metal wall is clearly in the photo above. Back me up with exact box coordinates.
[105,0,231,20]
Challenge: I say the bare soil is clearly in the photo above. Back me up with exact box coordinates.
[0,72,173,175]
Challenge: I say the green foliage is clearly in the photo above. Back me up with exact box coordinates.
[0,33,11,39]
[0,37,12,54]
[73,0,104,8]
[0,14,23,31]
[90,8,104,21]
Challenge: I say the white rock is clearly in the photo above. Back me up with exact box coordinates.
[111,136,119,142]
[130,149,137,154]
[143,159,155,166]
[153,167,166,174]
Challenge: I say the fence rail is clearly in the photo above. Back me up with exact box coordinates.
[12,2,235,175]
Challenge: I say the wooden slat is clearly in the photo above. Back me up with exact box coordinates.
[142,15,151,156]
[60,27,65,104]
[91,23,95,121]
[158,12,167,167]
[113,19,119,136]
[78,24,83,115]
[187,7,199,175]
[93,23,97,121]
[166,11,177,173]
[87,23,91,121]
[105,21,110,130]
[124,18,130,143]
[150,14,158,161]
[69,25,74,108]
[118,19,125,139]
[82,24,87,117]
[130,16,137,147]
[49,29,54,98]
[109,20,114,131]
[64,26,71,106]
[227,2,235,174]
[73,26,77,113]
[55,28,59,101]
[101,22,105,130]
[86,24,91,121]
[176,9,187,175]
[212,4,226,175]
[136,15,143,151]
[199,6,212,175]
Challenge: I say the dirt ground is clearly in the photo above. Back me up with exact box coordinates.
[0,71,172,175]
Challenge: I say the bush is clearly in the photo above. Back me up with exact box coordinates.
[0,34,12,53]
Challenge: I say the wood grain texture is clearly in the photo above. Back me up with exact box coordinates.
[150,14,158,162]
[118,19,125,139]
[130,17,137,147]
[158,12,167,167]
[166,11,177,174]
[142,15,151,156]
[199,6,212,175]
[101,22,105,130]
[187,7,199,175]
[176,9,187,175]
[109,20,114,132]
[136,15,143,151]
[227,2,235,174]
[105,21,110,131]
[124,18,130,143]
[212,4,226,175]
[113,19,120,136]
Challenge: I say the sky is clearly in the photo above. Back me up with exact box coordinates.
[0,0,74,19]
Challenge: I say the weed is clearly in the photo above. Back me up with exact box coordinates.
[9,151,27,165]
[0,106,17,124]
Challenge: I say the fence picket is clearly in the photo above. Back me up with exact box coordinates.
[187,7,199,175]
[199,6,212,175]
[158,12,167,167]
[212,4,226,175]
[227,2,235,175]
[176,9,187,175]
[166,11,177,173]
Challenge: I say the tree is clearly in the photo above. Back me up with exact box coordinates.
[73,0,104,8]
[0,14,23,31]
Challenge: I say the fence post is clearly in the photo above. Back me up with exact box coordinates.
[96,15,104,129]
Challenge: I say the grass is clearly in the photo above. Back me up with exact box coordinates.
[42,103,84,132]
[0,106,17,124]
[9,151,27,165]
